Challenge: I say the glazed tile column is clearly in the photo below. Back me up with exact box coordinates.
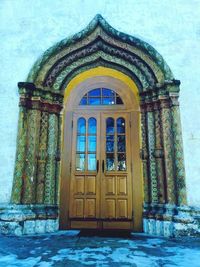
[55,113,62,205]
[11,105,28,203]
[170,95,187,206]
[22,107,41,203]
[145,97,158,204]
[153,100,166,204]
[44,113,58,204]
[36,111,49,203]
[160,96,176,204]
[140,102,150,205]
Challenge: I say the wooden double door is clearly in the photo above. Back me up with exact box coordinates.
[69,112,133,229]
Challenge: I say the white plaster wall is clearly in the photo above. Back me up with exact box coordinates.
[0,0,199,206]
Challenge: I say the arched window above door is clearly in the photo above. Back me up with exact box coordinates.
[79,88,124,105]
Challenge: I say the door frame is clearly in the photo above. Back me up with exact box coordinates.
[60,76,143,231]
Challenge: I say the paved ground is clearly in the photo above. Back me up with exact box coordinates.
[0,230,200,267]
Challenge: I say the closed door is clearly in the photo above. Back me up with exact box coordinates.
[69,112,133,229]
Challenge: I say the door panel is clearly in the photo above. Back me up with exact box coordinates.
[74,199,84,217]
[117,199,128,218]
[118,176,127,195]
[101,113,132,222]
[85,199,96,217]
[75,176,85,194]
[106,199,116,218]
[85,176,96,194]
[69,112,133,229]
[106,177,115,195]
[69,113,100,220]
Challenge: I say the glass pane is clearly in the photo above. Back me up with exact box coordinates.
[106,117,114,134]
[117,117,125,133]
[88,154,96,171]
[102,97,115,105]
[117,153,126,171]
[77,118,86,134]
[106,153,115,171]
[117,135,126,152]
[88,88,101,96]
[79,89,124,106]
[88,136,96,152]
[88,118,97,134]
[116,97,123,104]
[79,97,87,105]
[106,135,114,152]
[76,136,86,152]
[102,88,115,97]
[76,154,85,171]
[88,97,101,105]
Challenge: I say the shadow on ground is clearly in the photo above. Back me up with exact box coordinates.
[78,229,132,238]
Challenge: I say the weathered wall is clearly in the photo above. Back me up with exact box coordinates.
[0,0,199,206]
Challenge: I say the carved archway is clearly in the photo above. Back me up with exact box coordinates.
[11,15,187,236]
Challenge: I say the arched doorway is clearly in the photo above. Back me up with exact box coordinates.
[60,73,142,230]
[10,15,188,236]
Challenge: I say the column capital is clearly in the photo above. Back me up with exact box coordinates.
[18,82,64,114]
[19,98,63,114]
[18,82,63,101]
[142,79,180,96]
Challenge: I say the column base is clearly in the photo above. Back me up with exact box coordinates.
[143,204,200,237]
[0,204,59,236]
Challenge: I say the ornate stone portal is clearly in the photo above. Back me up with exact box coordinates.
[1,15,199,236]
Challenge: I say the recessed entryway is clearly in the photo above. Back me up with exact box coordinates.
[60,74,143,231]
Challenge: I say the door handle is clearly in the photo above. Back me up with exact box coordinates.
[102,160,105,173]
[96,160,99,173]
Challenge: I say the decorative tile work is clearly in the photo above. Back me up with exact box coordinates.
[154,156,166,203]
[171,97,187,205]
[55,114,62,205]
[60,60,143,92]
[52,51,150,91]
[11,107,28,203]
[22,109,41,204]
[33,27,164,86]
[140,105,150,204]
[160,99,176,204]
[44,114,58,204]
[9,16,189,236]
[154,103,162,148]
[153,103,166,204]
[44,40,156,88]
[27,15,173,84]
[11,83,63,206]
[146,103,158,203]
[36,111,49,203]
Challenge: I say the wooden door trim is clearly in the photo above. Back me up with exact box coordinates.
[60,109,142,231]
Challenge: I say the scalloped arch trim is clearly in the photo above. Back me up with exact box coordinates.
[27,14,174,90]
